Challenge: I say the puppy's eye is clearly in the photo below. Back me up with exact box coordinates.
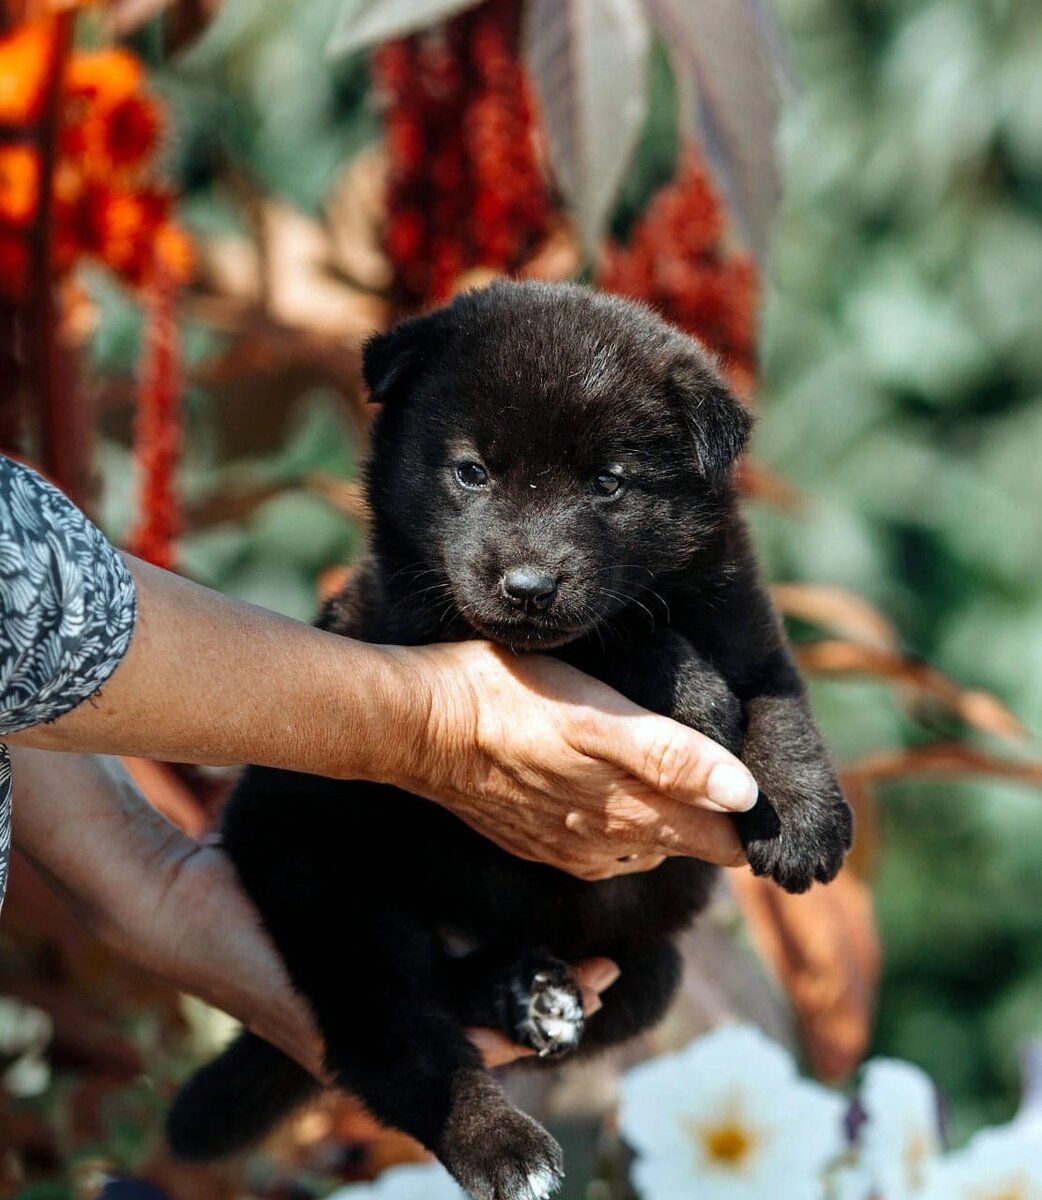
[590,469,625,498]
[455,461,489,490]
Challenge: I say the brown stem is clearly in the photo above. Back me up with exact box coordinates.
[29,11,96,508]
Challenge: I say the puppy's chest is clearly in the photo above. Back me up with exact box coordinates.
[431,852,716,954]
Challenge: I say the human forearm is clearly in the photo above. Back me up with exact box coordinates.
[7,556,420,785]
[8,746,324,1075]
[9,556,757,878]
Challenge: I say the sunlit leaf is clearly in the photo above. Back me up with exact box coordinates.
[739,457,806,512]
[643,0,782,258]
[796,640,1027,741]
[103,0,222,40]
[328,0,481,57]
[731,868,880,1083]
[523,0,652,255]
[845,744,1042,788]
[774,582,899,650]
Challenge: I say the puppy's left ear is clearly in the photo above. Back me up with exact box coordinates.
[363,309,449,406]
[668,349,753,484]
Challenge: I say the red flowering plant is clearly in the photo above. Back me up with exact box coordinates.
[0,3,1037,1195]
[0,7,193,567]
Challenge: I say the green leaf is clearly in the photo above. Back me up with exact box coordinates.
[524,0,652,256]
[328,0,482,57]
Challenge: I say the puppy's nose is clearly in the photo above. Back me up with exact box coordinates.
[500,566,559,612]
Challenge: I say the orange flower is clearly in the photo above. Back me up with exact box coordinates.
[0,145,41,227]
[79,182,169,281]
[81,91,163,179]
[153,220,194,286]
[64,47,144,106]
[0,19,55,125]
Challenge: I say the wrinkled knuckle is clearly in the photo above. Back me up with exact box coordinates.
[652,823,684,855]
[570,706,603,750]
[604,815,637,844]
[642,734,686,795]
[564,810,589,835]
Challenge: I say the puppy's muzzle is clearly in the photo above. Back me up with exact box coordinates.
[500,566,560,613]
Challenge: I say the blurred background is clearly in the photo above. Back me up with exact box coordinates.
[1,0,1041,1196]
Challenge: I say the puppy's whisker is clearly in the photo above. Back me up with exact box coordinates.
[595,586,657,631]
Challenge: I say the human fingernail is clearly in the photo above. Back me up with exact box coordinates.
[707,764,758,811]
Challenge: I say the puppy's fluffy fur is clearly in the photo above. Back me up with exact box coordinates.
[168,283,852,1200]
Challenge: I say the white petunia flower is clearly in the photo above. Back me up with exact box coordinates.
[827,1166,876,1200]
[857,1058,942,1198]
[326,1162,467,1200]
[919,1125,1042,1200]
[619,1024,847,1200]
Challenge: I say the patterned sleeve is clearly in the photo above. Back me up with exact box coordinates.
[0,456,137,914]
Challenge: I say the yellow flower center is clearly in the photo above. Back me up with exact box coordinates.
[904,1128,933,1191]
[685,1096,765,1175]
[703,1122,756,1166]
[969,1179,1031,1200]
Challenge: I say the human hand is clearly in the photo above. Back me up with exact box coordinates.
[8,560,750,884]
[105,838,618,1075]
[383,642,757,881]
[8,749,620,1075]
[468,958,621,1067]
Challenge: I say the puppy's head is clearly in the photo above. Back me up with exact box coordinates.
[364,282,751,649]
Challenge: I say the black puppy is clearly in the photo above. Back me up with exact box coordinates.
[167,282,852,1200]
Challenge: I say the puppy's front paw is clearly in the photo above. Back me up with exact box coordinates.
[735,790,853,894]
[442,1105,564,1200]
[518,964,584,1059]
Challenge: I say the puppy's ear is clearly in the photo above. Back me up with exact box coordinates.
[363,310,448,406]
[668,349,753,484]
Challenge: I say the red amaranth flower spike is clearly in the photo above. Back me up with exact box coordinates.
[375,0,553,313]
[128,262,182,570]
[599,150,759,398]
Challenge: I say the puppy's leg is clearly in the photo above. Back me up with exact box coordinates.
[731,647,853,893]
[448,940,683,1061]
[566,627,745,758]
[230,849,564,1200]
[317,946,565,1200]
[568,939,682,1055]
[447,948,586,1060]
[685,557,853,893]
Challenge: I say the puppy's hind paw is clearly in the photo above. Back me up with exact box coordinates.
[442,1105,564,1200]
[523,967,584,1059]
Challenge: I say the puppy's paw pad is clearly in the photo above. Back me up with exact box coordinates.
[738,797,853,895]
[522,969,584,1059]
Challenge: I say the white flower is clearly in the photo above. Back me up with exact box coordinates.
[919,1125,1042,1200]
[326,1162,467,1200]
[827,1166,875,1200]
[619,1024,847,1200]
[857,1058,942,1198]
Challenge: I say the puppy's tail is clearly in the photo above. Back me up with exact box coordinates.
[167,1031,320,1161]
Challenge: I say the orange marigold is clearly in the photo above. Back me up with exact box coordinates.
[0,19,55,126]
[79,183,169,281]
[81,91,164,180]
[0,144,41,227]
[153,220,194,286]
[63,47,144,106]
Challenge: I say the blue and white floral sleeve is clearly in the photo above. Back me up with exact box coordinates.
[0,456,137,914]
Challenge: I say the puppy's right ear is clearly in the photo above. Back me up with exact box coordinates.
[362,310,448,406]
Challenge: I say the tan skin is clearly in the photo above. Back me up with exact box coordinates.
[7,555,757,1073]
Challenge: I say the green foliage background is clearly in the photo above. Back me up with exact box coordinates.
[90,0,1042,1145]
